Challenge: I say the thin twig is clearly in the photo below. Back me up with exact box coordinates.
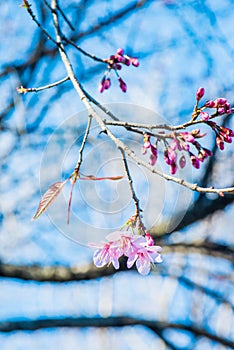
[67,114,93,223]
[57,4,75,31]
[17,76,69,93]
[64,37,107,63]
[43,0,75,30]
[103,111,234,131]
[23,0,59,46]
[119,148,145,233]
[74,114,93,175]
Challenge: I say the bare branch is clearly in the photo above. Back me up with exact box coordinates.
[119,148,146,232]
[17,76,70,93]
[1,316,233,348]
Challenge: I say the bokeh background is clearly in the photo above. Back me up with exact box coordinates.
[0,0,234,349]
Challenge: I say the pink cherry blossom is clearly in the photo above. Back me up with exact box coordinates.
[181,132,195,143]
[200,111,209,121]
[127,243,162,275]
[90,231,162,275]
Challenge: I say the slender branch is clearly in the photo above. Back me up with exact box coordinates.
[103,111,233,132]
[57,3,75,31]
[23,1,58,46]
[74,114,93,174]
[119,148,145,232]
[17,76,69,93]
[63,37,108,63]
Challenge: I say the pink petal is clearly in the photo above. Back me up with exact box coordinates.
[136,258,151,275]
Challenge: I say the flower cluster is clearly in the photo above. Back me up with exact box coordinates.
[142,130,213,174]
[90,231,162,275]
[142,88,233,174]
[206,121,234,150]
[99,48,139,93]
[194,87,232,120]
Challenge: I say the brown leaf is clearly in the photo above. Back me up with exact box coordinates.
[33,180,68,220]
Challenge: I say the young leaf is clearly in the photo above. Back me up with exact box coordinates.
[33,180,68,220]
[80,175,124,181]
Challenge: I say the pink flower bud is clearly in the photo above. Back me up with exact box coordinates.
[170,162,177,174]
[145,233,154,246]
[116,48,124,56]
[216,136,224,150]
[170,138,179,151]
[203,147,213,157]
[124,58,131,66]
[179,155,186,168]
[205,100,215,108]
[98,77,106,93]
[220,127,234,137]
[116,55,125,63]
[144,141,151,149]
[190,154,200,169]
[181,132,195,143]
[119,78,127,92]
[115,63,122,70]
[164,150,170,165]
[150,154,157,166]
[151,145,158,157]
[200,111,209,121]
[130,58,139,67]
[104,78,111,90]
[218,107,225,115]
[221,134,232,143]
[198,148,212,162]
[215,98,227,106]
[196,87,205,101]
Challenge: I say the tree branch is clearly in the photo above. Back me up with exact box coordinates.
[0,316,233,348]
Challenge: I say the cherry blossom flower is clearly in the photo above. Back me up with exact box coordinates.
[126,236,162,275]
[90,231,162,275]
[200,111,210,121]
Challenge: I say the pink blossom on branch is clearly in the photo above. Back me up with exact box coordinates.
[90,231,162,275]
[99,48,139,93]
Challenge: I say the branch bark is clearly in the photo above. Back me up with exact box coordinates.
[0,316,233,348]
